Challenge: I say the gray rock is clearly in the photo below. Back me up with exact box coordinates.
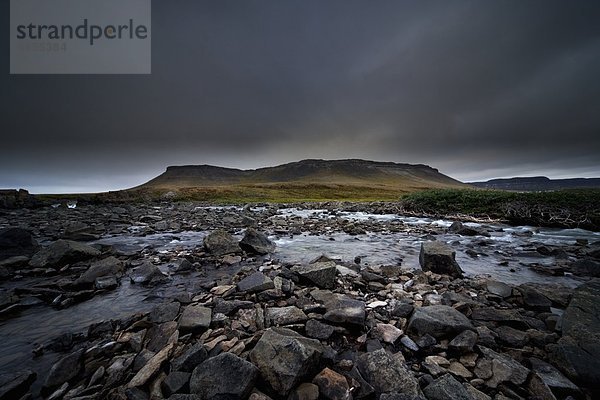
[62,222,99,241]
[76,256,124,286]
[171,343,208,373]
[527,358,580,399]
[291,261,337,289]
[190,352,258,399]
[0,228,37,260]
[419,241,463,278]
[214,299,254,315]
[357,348,421,396]
[547,279,600,385]
[146,321,178,353]
[373,323,403,344]
[401,336,420,352]
[570,258,600,277]
[518,285,552,312]
[162,371,191,397]
[249,327,323,396]
[448,221,490,237]
[171,259,193,272]
[407,305,473,339]
[30,240,100,268]
[486,280,512,298]
[0,370,36,400]
[288,383,319,400]
[471,307,527,329]
[149,301,180,323]
[391,301,415,318]
[237,272,275,293]
[94,275,118,290]
[203,230,240,256]
[266,306,308,326]
[239,228,275,255]
[43,348,84,389]
[494,325,527,348]
[423,374,473,400]
[311,289,366,326]
[129,262,165,284]
[449,330,478,353]
[478,346,529,388]
[178,305,211,332]
[305,319,335,340]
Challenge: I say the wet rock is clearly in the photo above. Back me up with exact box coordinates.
[127,343,174,388]
[494,325,527,348]
[423,374,473,400]
[203,229,240,256]
[311,289,366,326]
[391,301,415,319]
[357,348,421,396]
[478,346,529,388]
[419,242,464,278]
[266,306,308,326]
[95,275,118,290]
[518,285,552,312]
[305,319,335,340]
[249,327,323,396]
[292,261,337,289]
[0,370,36,400]
[570,258,600,277]
[149,301,180,323]
[407,305,473,339]
[76,256,124,286]
[171,343,208,373]
[400,336,420,352]
[312,367,351,400]
[170,259,194,273]
[449,221,490,237]
[239,228,275,255]
[527,358,580,400]
[178,305,211,333]
[486,280,512,298]
[190,352,258,399]
[0,227,37,260]
[237,272,275,293]
[162,371,191,397]
[43,348,84,389]
[30,240,100,268]
[449,330,478,353]
[129,262,165,284]
[547,279,600,386]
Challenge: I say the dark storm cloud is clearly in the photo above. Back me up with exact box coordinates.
[1,0,600,192]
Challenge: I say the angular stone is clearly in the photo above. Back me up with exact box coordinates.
[127,343,174,388]
[486,280,512,298]
[239,228,275,255]
[76,256,124,285]
[30,240,99,268]
[162,371,191,397]
[178,305,211,332]
[419,241,463,278]
[190,352,258,399]
[214,298,254,315]
[171,343,208,373]
[149,301,180,323]
[312,367,351,400]
[305,319,335,340]
[528,358,580,399]
[288,383,319,400]
[249,327,323,396]
[311,289,365,326]
[449,330,478,353]
[448,361,473,379]
[0,370,36,400]
[146,321,178,353]
[94,275,118,290]
[471,307,527,329]
[407,305,473,339]
[478,346,529,388]
[43,349,84,389]
[129,262,165,284]
[373,323,403,344]
[266,306,307,326]
[494,326,527,348]
[423,374,473,400]
[357,348,420,396]
[237,272,275,293]
[292,261,337,289]
[203,230,240,256]
[0,228,37,260]
[518,285,552,312]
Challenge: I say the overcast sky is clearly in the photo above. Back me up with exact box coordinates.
[2,1,600,193]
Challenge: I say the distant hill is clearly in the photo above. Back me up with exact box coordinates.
[132,159,466,201]
[470,176,600,191]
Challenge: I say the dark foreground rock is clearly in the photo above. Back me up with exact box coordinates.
[0,228,38,260]
[0,370,36,400]
[29,240,100,268]
[190,352,258,399]
[407,305,473,338]
[239,228,275,255]
[419,241,464,278]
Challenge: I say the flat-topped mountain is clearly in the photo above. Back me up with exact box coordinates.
[139,159,464,191]
[470,176,600,191]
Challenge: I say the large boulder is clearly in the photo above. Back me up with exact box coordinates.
[75,256,124,286]
[239,228,275,255]
[43,348,84,389]
[0,370,36,400]
[178,305,211,333]
[292,261,337,289]
[357,348,421,397]
[249,327,323,396]
[407,305,473,339]
[29,240,100,268]
[478,346,529,389]
[0,228,38,260]
[190,352,258,399]
[203,230,240,256]
[266,306,308,326]
[237,272,274,293]
[419,241,463,278]
[547,280,600,387]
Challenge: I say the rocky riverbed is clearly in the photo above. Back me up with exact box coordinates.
[1,201,599,400]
